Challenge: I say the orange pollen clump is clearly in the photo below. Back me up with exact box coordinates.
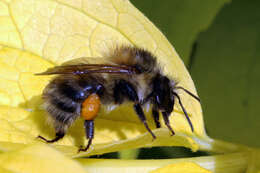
[81,94,101,120]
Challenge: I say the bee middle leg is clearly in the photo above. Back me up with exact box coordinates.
[114,80,156,139]
[134,103,156,139]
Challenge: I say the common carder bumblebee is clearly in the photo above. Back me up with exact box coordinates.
[36,46,200,152]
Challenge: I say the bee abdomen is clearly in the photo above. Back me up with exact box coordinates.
[50,96,77,113]
[58,82,87,102]
[44,101,79,125]
[43,77,83,125]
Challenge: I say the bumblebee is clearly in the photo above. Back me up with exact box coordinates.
[36,46,200,152]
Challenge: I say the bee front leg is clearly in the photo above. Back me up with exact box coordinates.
[162,112,175,136]
[152,107,161,128]
[78,120,94,152]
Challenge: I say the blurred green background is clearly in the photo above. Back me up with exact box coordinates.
[95,0,260,159]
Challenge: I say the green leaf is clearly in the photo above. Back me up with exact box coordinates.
[190,0,260,147]
[131,0,231,64]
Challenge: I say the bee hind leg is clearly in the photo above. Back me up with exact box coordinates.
[78,120,94,152]
[37,131,65,143]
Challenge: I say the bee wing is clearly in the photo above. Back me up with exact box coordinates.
[36,57,137,75]
[61,57,116,66]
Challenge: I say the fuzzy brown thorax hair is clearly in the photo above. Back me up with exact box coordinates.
[107,46,160,74]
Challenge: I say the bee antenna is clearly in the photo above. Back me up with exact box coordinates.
[175,86,200,102]
[173,92,194,132]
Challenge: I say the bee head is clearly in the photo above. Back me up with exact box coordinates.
[151,74,175,115]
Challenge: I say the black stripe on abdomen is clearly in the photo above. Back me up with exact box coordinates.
[58,83,88,102]
[50,97,77,113]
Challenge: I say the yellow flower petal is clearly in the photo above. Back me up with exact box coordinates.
[0,0,206,156]
[247,149,260,173]
[0,166,16,173]
[77,152,248,173]
[150,162,211,173]
[0,143,87,173]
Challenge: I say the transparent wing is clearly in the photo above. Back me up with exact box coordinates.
[36,57,137,75]
[61,57,116,66]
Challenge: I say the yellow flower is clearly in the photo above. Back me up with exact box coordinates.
[0,0,206,156]
[0,0,259,172]
[0,143,86,173]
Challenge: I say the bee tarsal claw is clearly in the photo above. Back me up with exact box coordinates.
[37,135,49,142]
[77,146,89,153]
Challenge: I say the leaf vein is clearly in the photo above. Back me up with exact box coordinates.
[7,4,24,49]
